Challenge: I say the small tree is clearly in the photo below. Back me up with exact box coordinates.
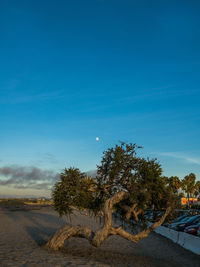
[46,143,175,250]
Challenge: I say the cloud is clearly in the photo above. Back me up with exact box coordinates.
[0,165,59,190]
[156,152,200,165]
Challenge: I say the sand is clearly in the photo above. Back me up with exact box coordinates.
[0,207,200,267]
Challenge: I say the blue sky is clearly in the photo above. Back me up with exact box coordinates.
[0,0,200,197]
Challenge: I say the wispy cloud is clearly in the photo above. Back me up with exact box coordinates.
[0,165,59,190]
[34,153,58,165]
[70,85,200,114]
[156,152,200,165]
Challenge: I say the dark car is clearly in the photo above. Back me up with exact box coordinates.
[173,214,189,223]
[172,215,200,231]
[164,214,189,227]
[184,222,200,235]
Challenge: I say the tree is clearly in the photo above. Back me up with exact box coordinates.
[46,142,175,250]
[181,173,196,208]
[52,168,96,216]
[168,176,181,194]
[195,181,200,198]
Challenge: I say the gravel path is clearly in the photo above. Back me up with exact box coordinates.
[0,207,200,267]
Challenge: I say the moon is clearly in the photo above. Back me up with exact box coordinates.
[96,137,99,141]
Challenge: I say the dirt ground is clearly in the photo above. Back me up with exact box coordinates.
[0,207,200,267]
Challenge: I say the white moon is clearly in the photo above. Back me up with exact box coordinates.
[96,137,99,141]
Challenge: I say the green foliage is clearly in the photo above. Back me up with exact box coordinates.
[96,142,141,196]
[52,168,97,216]
[129,158,164,207]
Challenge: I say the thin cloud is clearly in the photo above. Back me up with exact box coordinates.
[72,86,200,114]
[33,153,58,166]
[40,153,58,164]
[156,152,200,165]
[14,182,52,190]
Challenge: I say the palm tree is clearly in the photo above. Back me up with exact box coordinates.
[195,181,200,199]
[181,173,196,208]
[168,176,181,194]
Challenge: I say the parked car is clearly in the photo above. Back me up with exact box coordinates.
[169,216,191,230]
[173,214,189,224]
[184,222,200,235]
[171,215,200,231]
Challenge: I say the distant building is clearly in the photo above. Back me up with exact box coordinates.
[181,197,198,205]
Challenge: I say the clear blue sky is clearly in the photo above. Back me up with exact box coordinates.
[0,0,200,197]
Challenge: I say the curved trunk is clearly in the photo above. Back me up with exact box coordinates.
[45,225,93,250]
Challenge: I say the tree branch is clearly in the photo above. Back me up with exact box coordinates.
[120,203,143,221]
[110,206,171,242]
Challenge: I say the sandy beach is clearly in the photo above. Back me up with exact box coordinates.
[0,207,200,267]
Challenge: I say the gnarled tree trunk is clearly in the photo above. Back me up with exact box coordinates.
[45,191,171,250]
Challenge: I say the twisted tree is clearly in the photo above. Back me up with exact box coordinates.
[46,143,175,250]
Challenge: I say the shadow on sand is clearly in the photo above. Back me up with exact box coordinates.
[57,237,176,267]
